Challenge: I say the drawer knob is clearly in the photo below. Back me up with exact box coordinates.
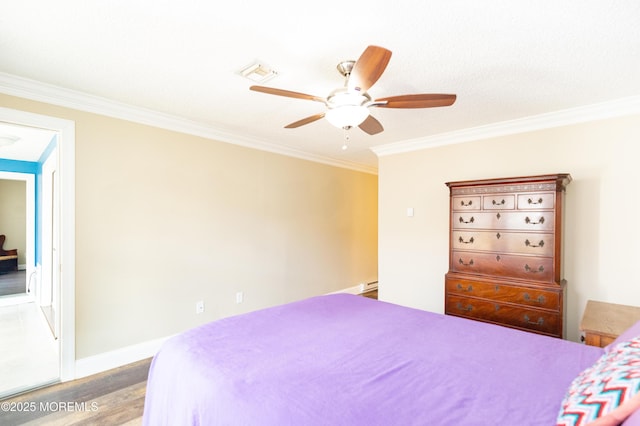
[528,197,544,205]
[523,314,544,326]
[524,239,545,248]
[458,258,474,267]
[492,199,506,206]
[459,216,475,224]
[525,216,545,225]
[524,264,545,274]
[523,293,546,304]
[460,200,473,207]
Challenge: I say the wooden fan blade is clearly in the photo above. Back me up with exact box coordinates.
[284,113,326,129]
[375,94,457,108]
[348,45,392,93]
[358,115,384,135]
[250,86,325,103]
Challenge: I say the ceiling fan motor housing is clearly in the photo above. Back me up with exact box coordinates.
[326,88,371,108]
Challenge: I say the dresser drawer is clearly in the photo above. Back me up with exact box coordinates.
[452,195,481,211]
[445,294,560,336]
[445,277,560,310]
[451,250,554,282]
[482,194,515,210]
[452,211,554,231]
[452,230,555,256]
[517,193,555,210]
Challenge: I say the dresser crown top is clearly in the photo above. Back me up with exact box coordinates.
[446,174,571,195]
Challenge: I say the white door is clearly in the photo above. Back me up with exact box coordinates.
[41,151,59,337]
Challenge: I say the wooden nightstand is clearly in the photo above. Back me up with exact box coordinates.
[580,300,640,348]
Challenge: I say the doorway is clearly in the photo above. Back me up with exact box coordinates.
[0,178,28,298]
[0,137,58,398]
[0,107,75,397]
[0,173,34,301]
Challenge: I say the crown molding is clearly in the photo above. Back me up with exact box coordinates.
[0,72,377,175]
[372,95,640,157]
[4,71,636,174]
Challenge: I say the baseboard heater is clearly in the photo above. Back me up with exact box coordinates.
[360,281,378,293]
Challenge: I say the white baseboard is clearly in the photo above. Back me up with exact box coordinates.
[74,284,379,379]
[74,334,174,379]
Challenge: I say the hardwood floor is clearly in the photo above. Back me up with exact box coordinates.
[362,289,378,299]
[0,358,151,426]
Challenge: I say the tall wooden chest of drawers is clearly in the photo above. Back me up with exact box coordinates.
[444,174,571,338]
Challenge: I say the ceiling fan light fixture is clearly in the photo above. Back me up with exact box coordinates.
[325,90,371,129]
[325,105,369,129]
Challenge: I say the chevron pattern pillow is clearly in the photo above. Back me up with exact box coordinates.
[557,337,640,426]
[605,321,640,354]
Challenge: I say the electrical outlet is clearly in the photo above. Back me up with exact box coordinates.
[235,292,244,304]
[196,300,205,314]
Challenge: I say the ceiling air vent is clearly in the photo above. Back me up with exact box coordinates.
[239,62,278,83]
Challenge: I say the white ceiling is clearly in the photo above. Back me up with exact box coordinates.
[0,122,55,162]
[1,1,639,171]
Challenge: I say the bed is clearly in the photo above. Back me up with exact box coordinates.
[143,294,640,425]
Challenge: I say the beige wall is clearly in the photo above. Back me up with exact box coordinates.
[1,94,378,359]
[0,179,26,264]
[378,114,640,342]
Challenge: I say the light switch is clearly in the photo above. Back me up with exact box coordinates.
[407,207,414,217]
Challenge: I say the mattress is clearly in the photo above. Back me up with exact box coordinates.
[143,293,603,425]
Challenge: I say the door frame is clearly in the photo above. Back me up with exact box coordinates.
[0,106,75,381]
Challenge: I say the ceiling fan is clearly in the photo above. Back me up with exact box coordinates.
[249,45,456,135]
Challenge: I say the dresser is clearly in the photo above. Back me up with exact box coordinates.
[444,174,571,338]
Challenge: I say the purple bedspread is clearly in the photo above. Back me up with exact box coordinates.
[143,294,602,425]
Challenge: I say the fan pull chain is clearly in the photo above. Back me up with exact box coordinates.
[342,126,351,150]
